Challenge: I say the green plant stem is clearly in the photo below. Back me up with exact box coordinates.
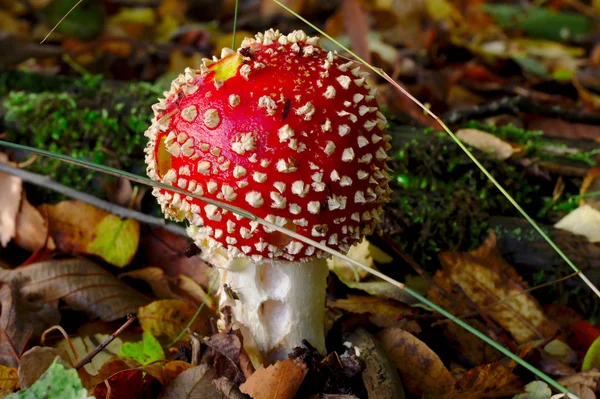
[231,0,239,49]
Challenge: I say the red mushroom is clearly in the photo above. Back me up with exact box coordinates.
[144,29,391,365]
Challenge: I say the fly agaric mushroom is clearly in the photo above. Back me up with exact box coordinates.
[144,29,391,365]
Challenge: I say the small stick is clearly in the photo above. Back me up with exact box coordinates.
[75,315,136,370]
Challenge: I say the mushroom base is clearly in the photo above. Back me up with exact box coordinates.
[216,256,329,366]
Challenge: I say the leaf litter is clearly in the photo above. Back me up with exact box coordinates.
[0,0,599,397]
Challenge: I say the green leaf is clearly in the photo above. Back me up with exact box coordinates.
[483,5,594,41]
[512,380,552,399]
[582,334,600,371]
[88,214,140,268]
[118,331,165,365]
[7,358,92,399]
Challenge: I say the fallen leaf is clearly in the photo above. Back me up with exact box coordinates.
[93,368,161,399]
[0,258,149,322]
[120,267,214,308]
[202,332,253,385]
[554,205,600,243]
[456,129,523,160]
[14,196,55,252]
[0,154,22,247]
[162,364,221,399]
[334,278,420,306]
[439,362,522,398]
[544,340,577,366]
[137,299,212,342]
[0,364,18,390]
[56,334,123,376]
[8,358,93,399]
[213,376,245,399]
[327,238,393,282]
[378,327,455,397]
[18,346,71,389]
[39,200,140,267]
[513,380,552,399]
[118,331,164,365]
[433,232,556,344]
[344,328,405,399]
[328,295,415,328]
[239,358,308,399]
[162,360,193,387]
[0,282,60,367]
[557,370,600,398]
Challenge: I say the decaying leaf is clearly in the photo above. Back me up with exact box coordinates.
[239,358,308,399]
[378,327,455,397]
[439,362,522,398]
[328,295,417,329]
[431,232,556,344]
[18,346,71,389]
[327,238,393,282]
[0,258,149,322]
[335,278,420,306]
[0,364,19,391]
[56,334,123,376]
[544,340,577,366]
[202,332,253,385]
[137,299,212,342]
[119,331,164,365]
[557,370,600,399]
[0,154,22,247]
[0,282,60,367]
[344,328,405,399]
[162,364,221,399]
[513,380,552,399]
[14,196,55,252]
[162,360,193,387]
[39,200,140,267]
[456,129,522,160]
[93,367,161,399]
[554,205,600,243]
[8,358,92,399]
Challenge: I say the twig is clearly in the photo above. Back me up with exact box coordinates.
[75,315,136,370]
[442,96,600,126]
[0,162,188,237]
[41,325,79,363]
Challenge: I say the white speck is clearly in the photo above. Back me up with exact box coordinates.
[233,165,246,178]
[311,224,328,237]
[231,133,256,155]
[359,154,373,164]
[324,86,336,99]
[307,201,320,214]
[311,172,323,183]
[237,180,248,188]
[342,148,355,162]
[296,102,315,120]
[278,124,294,142]
[371,134,383,143]
[163,169,177,184]
[293,218,308,226]
[328,195,347,210]
[258,95,278,116]
[214,79,223,89]
[344,101,352,107]
[261,159,270,167]
[340,176,352,187]
[211,147,221,156]
[226,220,236,233]
[324,141,336,155]
[199,142,209,152]
[364,120,377,131]
[358,106,370,116]
[181,138,194,157]
[226,236,237,245]
[166,142,180,157]
[178,165,190,176]
[354,78,365,87]
[321,119,332,132]
[253,172,267,183]
[204,109,220,128]
[337,61,353,72]
[207,181,218,194]
[273,182,286,193]
[330,170,340,181]
[328,234,338,245]
[276,158,297,173]
[245,191,264,207]
[221,184,237,201]
[353,94,364,103]
[357,136,369,148]
[376,147,388,160]
[240,227,251,239]
[312,182,325,192]
[181,106,198,122]
[286,241,303,255]
[177,178,187,188]
[291,181,308,197]
[240,64,251,80]
[229,94,240,107]
[214,229,223,239]
[351,212,360,222]
[336,75,351,89]
[289,204,301,214]
[204,204,222,221]
[357,170,368,180]
[197,161,211,175]
[338,124,350,137]
[354,191,366,204]
[270,192,287,208]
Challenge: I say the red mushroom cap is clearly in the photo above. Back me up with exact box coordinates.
[145,29,391,262]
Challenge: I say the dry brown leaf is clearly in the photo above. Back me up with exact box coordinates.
[39,200,140,267]
[55,334,123,376]
[378,327,455,397]
[438,362,522,399]
[18,346,71,389]
[433,232,556,344]
[328,295,415,329]
[162,360,193,387]
[0,282,60,367]
[162,364,221,399]
[554,205,600,243]
[580,166,600,210]
[456,129,523,160]
[14,196,55,252]
[239,358,308,399]
[0,154,22,247]
[0,258,149,322]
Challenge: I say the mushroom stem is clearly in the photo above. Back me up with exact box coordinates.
[216,256,329,366]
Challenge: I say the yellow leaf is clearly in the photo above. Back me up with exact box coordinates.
[137,300,212,342]
[0,364,18,390]
[88,215,140,267]
[327,238,392,282]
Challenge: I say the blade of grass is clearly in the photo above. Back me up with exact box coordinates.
[40,0,84,44]
[231,0,240,49]
[0,140,576,397]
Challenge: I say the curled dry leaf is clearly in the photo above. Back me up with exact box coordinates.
[328,295,418,330]
[327,238,393,282]
[162,364,221,399]
[39,200,140,268]
[456,129,523,160]
[14,196,55,252]
[18,346,71,389]
[137,299,213,342]
[432,232,556,344]
[344,328,405,399]
[120,267,214,308]
[378,327,455,397]
[0,153,22,247]
[202,332,253,385]
[239,358,308,399]
[554,205,600,243]
[0,282,60,367]
[0,258,149,322]
[438,362,522,399]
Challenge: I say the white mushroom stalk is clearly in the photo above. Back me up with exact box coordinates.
[144,29,391,366]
